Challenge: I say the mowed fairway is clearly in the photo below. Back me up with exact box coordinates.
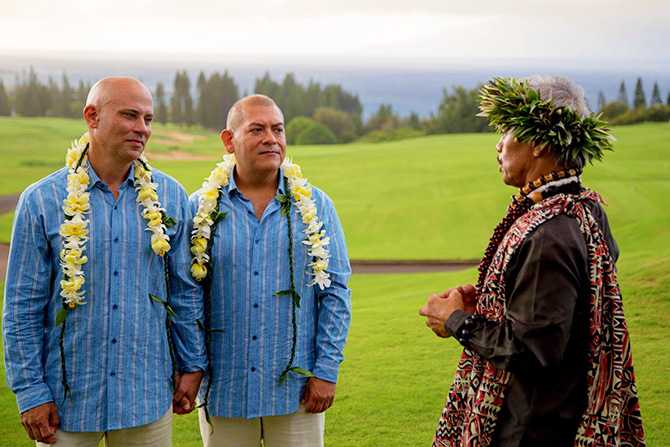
[0,117,669,446]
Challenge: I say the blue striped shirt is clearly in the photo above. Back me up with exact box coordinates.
[190,168,351,418]
[3,162,207,431]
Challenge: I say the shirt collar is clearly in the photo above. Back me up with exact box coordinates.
[225,166,286,196]
[86,160,136,192]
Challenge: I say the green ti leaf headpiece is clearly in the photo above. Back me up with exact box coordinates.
[477,77,615,165]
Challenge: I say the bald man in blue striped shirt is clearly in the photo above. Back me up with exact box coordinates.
[3,77,207,446]
[191,95,352,447]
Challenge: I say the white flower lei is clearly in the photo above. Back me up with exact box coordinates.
[59,132,172,309]
[189,155,331,289]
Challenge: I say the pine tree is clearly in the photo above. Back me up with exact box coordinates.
[47,76,60,117]
[279,73,304,123]
[76,81,89,114]
[170,72,183,125]
[408,112,421,130]
[181,71,194,127]
[155,82,168,125]
[196,71,207,127]
[254,72,280,99]
[650,82,662,106]
[60,72,76,118]
[305,80,320,117]
[184,94,194,127]
[597,91,606,111]
[0,81,11,116]
[617,81,628,106]
[633,77,646,109]
[15,66,51,117]
[220,70,239,127]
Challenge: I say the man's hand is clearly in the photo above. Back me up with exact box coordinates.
[301,377,336,413]
[457,284,477,314]
[419,284,477,338]
[20,402,59,444]
[172,370,204,415]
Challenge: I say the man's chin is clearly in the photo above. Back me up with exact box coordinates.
[123,147,145,163]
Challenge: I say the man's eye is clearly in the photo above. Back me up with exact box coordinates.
[275,128,284,134]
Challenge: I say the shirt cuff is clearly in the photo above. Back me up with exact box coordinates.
[312,358,341,383]
[15,383,54,414]
[180,365,206,374]
[445,310,483,343]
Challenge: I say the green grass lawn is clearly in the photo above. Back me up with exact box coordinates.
[0,118,669,446]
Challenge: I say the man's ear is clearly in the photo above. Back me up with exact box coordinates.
[83,104,99,129]
[532,142,545,158]
[221,129,234,154]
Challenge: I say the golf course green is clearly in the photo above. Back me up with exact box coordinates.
[0,117,668,446]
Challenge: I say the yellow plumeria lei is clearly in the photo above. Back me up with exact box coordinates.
[189,155,331,289]
[58,132,171,309]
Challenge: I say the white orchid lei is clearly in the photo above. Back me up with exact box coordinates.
[189,155,331,289]
[56,132,176,403]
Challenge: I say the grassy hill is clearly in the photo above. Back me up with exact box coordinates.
[0,117,668,445]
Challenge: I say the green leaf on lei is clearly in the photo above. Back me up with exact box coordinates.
[149,293,165,304]
[290,367,315,378]
[55,308,68,327]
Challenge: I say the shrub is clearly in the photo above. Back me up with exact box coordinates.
[295,121,337,145]
[286,116,315,145]
[313,107,357,143]
[358,127,425,143]
[610,105,670,126]
[600,101,629,120]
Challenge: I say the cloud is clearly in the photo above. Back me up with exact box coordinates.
[1,0,668,67]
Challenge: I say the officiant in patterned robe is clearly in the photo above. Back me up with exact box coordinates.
[420,76,645,447]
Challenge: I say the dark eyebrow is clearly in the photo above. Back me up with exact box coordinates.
[247,121,284,128]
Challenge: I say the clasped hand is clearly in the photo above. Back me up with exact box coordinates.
[20,402,59,444]
[419,284,477,338]
[172,370,204,414]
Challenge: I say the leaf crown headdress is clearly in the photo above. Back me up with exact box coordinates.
[477,77,615,165]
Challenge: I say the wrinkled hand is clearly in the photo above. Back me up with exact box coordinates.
[21,402,59,444]
[419,284,477,338]
[456,284,477,314]
[172,370,204,414]
[301,377,336,413]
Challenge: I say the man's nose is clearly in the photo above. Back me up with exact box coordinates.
[134,119,150,136]
[495,139,503,153]
[262,129,277,144]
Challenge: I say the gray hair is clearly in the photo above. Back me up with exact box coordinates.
[526,75,590,169]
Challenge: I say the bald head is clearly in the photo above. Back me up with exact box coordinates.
[226,94,282,131]
[83,77,154,168]
[86,77,153,110]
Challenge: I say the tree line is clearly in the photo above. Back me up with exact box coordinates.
[597,78,670,125]
[0,67,91,119]
[1,68,667,145]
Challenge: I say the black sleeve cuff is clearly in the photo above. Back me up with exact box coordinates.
[445,311,483,342]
